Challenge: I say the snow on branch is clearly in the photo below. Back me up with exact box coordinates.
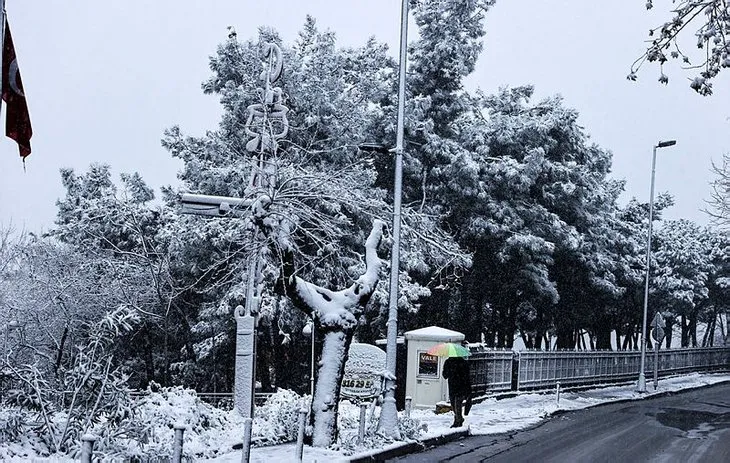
[629,0,730,95]
[278,220,385,330]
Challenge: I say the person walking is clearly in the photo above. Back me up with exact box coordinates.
[442,355,471,427]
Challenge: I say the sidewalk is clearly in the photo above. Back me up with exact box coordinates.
[210,372,730,462]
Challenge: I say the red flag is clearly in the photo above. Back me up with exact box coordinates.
[2,20,32,159]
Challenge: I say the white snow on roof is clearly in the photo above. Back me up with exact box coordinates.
[404,326,465,341]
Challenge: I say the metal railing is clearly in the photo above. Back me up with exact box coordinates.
[516,350,642,390]
[467,348,515,394]
[466,346,730,393]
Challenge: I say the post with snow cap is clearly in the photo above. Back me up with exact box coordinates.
[637,139,676,393]
[172,424,186,463]
[377,0,409,438]
[295,405,308,461]
[80,434,97,463]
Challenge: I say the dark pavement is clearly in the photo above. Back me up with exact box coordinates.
[388,382,730,462]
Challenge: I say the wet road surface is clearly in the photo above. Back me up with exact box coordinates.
[388,381,730,462]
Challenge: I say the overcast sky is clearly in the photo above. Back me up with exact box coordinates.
[1,0,728,234]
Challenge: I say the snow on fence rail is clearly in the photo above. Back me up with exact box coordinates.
[467,346,730,393]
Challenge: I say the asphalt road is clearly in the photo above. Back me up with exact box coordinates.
[388,382,730,462]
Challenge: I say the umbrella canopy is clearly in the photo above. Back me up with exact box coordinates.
[426,342,470,358]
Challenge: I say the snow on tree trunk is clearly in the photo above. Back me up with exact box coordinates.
[311,329,352,447]
[275,219,385,447]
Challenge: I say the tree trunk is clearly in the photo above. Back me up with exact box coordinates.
[520,331,533,349]
[555,326,574,349]
[310,328,354,447]
[664,317,674,348]
[276,220,384,447]
[54,324,69,375]
[534,330,545,350]
[701,318,712,347]
[594,326,611,350]
[681,315,689,347]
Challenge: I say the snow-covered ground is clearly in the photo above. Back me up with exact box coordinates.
[3,373,727,462]
[210,372,730,462]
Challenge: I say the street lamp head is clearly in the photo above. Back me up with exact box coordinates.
[656,140,676,148]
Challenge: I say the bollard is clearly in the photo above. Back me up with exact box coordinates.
[367,398,378,427]
[556,382,561,408]
[295,407,308,461]
[358,403,368,444]
[405,396,412,418]
[653,339,659,391]
[80,434,97,463]
[172,424,186,463]
[240,418,253,463]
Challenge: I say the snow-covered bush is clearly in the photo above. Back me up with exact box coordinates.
[253,389,305,445]
[92,385,245,460]
[1,306,139,456]
[0,408,24,442]
[337,401,425,455]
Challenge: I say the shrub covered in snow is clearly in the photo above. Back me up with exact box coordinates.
[0,383,424,460]
[88,384,246,460]
[337,400,425,455]
[252,388,306,445]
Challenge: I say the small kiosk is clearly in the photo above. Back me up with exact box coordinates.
[404,326,465,408]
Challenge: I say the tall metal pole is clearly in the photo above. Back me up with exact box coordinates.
[637,140,675,393]
[378,0,409,437]
[653,315,659,390]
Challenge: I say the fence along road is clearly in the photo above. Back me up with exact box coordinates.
[467,346,730,394]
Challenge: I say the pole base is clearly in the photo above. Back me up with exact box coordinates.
[377,396,401,439]
[636,374,647,393]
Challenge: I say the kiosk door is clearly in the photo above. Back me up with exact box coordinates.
[414,351,445,406]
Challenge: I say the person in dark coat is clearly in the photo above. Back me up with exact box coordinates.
[442,355,471,427]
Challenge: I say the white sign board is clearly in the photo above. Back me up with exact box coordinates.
[341,343,386,400]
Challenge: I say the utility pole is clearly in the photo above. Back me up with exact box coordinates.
[377,0,409,438]
[180,43,288,461]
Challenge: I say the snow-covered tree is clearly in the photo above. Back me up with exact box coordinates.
[653,219,714,346]
[435,86,620,348]
[629,0,730,95]
[164,19,467,446]
[706,153,729,229]
[609,194,675,350]
[51,164,189,389]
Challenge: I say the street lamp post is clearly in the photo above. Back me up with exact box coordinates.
[302,319,315,398]
[375,0,409,438]
[637,139,676,393]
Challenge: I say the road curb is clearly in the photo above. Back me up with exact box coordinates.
[347,428,470,462]
[551,377,730,416]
